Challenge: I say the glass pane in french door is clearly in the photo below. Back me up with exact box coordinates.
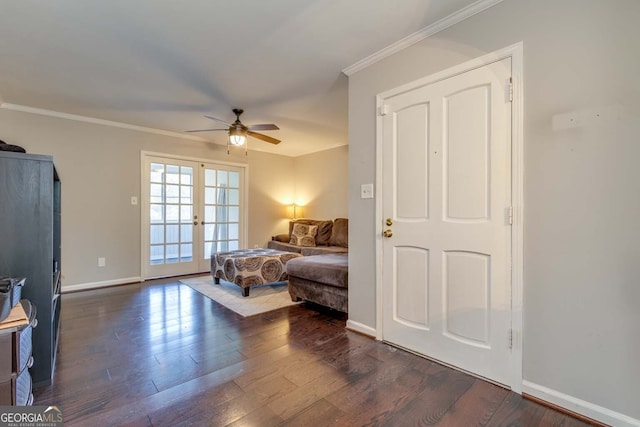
[201,165,244,271]
[145,159,198,277]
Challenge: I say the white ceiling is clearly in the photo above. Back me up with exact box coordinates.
[0,0,481,156]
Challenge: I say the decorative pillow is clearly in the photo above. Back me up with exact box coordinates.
[289,223,318,247]
[329,218,348,247]
[288,220,333,246]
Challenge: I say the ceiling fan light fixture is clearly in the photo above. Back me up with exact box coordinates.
[187,109,280,154]
[228,128,246,146]
[229,134,246,146]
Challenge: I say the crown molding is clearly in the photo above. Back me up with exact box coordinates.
[342,0,505,76]
[0,103,208,142]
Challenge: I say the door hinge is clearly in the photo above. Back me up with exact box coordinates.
[506,206,513,225]
[508,77,513,102]
[508,328,513,349]
[379,104,389,116]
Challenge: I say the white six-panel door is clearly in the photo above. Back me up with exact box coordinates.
[381,58,513,386]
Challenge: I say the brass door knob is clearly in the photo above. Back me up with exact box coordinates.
[386,218,393,226]
[383,229,393,238]
[193,221,198,225]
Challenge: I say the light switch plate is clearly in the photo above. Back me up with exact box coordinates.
[361,183,374,199]
[131,196,138,205]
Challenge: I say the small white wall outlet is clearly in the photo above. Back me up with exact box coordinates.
[361,183,374,199]
[131,196,138,205]
[98,257,106,267]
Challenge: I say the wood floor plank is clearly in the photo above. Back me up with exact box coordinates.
[434,379,509,426]
[383,364,476,425]
[62,343,298,426]
[267,371,349,421]
[327,362,434,425]
[33,278,593,426]
[226,403,284,427]
[147,380,245,426]
[232,348,319,390]
[117,416,154,427]
[236,373,298,402]
[325,349,395,384]
[280,398,345,427]
[488,392,578,426]
[173,391,269,427]
[283,359,340,387]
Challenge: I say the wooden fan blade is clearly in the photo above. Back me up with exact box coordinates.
[248,131,281,145]
[248,124,279,131]
[204,115,232,126]
[185,128,228,133]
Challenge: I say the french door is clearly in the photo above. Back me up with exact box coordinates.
[200,164,244,271]
[141,154,246,278]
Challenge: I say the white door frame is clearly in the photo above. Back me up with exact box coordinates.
[374,42,524,392]
[140,151,249,279]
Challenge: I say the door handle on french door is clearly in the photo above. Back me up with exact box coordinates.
[383,229,393,238]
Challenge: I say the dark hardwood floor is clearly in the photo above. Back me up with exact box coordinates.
[34,277,594,426]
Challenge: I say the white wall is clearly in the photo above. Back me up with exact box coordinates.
[0,108,296,287]
[348,0,640,424]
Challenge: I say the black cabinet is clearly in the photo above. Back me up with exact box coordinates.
[0,152,61,387]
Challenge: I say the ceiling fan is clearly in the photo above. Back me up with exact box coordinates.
[186,108,281,147]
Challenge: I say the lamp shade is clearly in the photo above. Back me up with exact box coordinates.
[288,203,303,219]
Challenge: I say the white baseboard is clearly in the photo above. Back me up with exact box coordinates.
[61,277,142,293]
[522,380,640,427]
[346,320,377,338]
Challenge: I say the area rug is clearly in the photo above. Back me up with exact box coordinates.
[180,275,300,317]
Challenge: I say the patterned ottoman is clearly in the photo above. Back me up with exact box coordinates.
[211,248,302,297]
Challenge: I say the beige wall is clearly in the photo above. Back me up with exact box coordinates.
[0,108,298,287]
[293,145,348,221]
[348,0,640,423]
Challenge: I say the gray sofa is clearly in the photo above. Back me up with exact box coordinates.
[267,218,348,255]
[286,254,348,312]
[267,218,349,312]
